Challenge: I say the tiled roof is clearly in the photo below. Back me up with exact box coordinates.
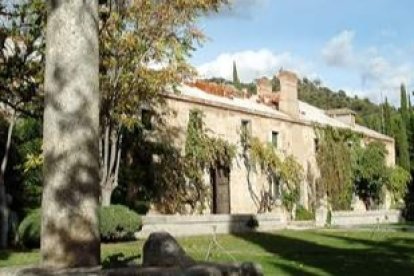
[175,84,393,142]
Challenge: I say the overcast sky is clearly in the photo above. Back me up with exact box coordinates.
[191,0,414,106]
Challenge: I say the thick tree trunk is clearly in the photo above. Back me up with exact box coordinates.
[0,111,16,249]
[41,0,100,267]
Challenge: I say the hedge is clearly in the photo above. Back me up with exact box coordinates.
[17,205,142,248]
[295,205,315,221]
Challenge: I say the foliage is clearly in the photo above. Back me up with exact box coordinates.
[0,116,42,218]
[400,84,409,130]
[353,142,388,207]
[298,78,392,131]
[394,116,410,171]
[383,98,392,136]
[97,0,228,204]
[0,0,45,117]
[99,205,142,242]
[183,109,236,213]
[248,136,303,212]
[386,166,411,204]
[295,205,315,221]
[17,205,142,247]
[232,60,240,88]
[14,118,43,213]
[16,208,40,248]
[99,0,227,127]
[315,127,357,210]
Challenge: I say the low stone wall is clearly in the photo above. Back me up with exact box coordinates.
[331,209,402,226]
[137,213,286,239]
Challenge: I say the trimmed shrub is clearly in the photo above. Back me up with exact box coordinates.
[17,205,141,248]
[99,205,142,242]
[295,205,315,221]
[17,209,41,248]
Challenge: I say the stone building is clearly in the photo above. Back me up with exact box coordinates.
[158,71,395,215]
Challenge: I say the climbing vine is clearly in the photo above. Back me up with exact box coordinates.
[315,126,359,211]
[315,125,411,210]
[184,109,236,213]
[246,135,303,213]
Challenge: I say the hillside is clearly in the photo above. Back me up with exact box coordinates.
[297,78,394,132]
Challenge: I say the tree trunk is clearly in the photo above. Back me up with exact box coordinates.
[0,110,16,249]
[41,0,100,268]
[99,126,122,206]
[101,188,112,207]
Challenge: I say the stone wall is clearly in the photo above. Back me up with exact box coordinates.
[331,210,402,226]
[137,213,286,239]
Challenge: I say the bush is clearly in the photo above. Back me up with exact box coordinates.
[386,166,411,204]
[99,205,142,242]
[295,205,314,221]
[17,209,41,248]
[17,205,142,248]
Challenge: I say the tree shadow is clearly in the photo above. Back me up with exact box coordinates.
[0,249,10,261]
[102,253,140,269]
[232,231,414,275]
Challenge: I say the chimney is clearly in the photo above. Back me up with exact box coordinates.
[256,77,272,96]
[325,108,356,126]
[278,70,299,118]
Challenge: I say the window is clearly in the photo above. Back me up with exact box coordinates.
[240,119,252,145]
[271,131,279,148]
[189,109,203,130]
[141,109,152,130]
[271,174,282,200]
[314,138,320,152]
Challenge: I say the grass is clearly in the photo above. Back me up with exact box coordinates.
[1,229,414,275]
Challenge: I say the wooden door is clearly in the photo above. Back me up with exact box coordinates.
[211,165,230,214]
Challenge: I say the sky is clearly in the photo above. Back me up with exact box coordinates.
[191,0,414,106]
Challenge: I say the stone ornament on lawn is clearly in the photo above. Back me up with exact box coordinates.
[142,232,263,275]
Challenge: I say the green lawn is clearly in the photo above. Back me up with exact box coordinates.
[1,229,414,275]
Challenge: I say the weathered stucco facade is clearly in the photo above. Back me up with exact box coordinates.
[161,71,395,214]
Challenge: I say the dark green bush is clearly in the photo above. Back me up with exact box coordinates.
[17,205,142,248]
[17,209,41,248]
[99,205,142,242]
[295,205,315,221]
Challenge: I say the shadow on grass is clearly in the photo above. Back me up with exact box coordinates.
[233,231,414,276]
[102,253,140,269]
[0,250,9,261]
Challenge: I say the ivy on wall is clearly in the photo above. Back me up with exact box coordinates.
[315,125,411,210]
[315,126,359,211]
[244,134,304,213]
[184,109,236,213]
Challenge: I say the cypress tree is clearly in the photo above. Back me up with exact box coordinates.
[401,84,409,128]
[395,116,411,171]
[384,97,392,136]
[232,60,240,88]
